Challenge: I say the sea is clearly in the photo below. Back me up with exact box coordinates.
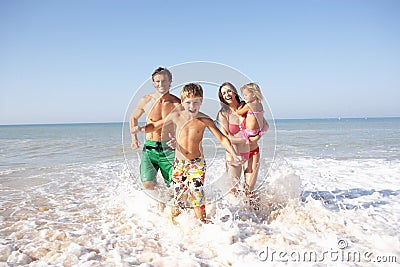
[0,118,399,266]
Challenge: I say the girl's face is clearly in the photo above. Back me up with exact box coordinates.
[241,89,256,102]
[220,85,237,105]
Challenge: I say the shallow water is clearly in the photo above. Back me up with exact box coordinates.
[0,119,399,266]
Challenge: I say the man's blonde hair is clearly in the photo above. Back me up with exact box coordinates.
[180,83,203,101]
[240,82,263,101]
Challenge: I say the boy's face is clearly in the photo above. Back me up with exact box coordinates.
[182,96,203,117]
[153,73,171,94]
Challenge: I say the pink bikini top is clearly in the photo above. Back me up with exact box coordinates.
[227,112,243,134]
[228,123,241,135]
[227,110,264,134]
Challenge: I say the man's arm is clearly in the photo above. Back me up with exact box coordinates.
[129,97,147,149]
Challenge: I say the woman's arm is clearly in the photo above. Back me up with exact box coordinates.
[248,117,269,143]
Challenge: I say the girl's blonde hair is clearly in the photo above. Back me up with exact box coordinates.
[241,82,263,101]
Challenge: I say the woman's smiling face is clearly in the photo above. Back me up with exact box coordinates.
[220,85,237,104]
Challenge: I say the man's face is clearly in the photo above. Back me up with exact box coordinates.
[153,73,171,94]
[182,96,202,117]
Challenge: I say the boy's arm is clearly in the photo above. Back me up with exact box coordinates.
[131,114,175,134]
[131,118,164,133]
[204,118,241,161]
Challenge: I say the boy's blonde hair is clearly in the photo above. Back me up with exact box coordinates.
[241,82,263,101]
[180,83,203,101]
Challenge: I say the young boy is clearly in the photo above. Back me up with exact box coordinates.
[132,83,241,223]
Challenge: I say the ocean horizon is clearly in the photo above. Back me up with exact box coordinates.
[1,116,400,127]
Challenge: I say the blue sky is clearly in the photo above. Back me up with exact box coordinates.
[1,0,399,124]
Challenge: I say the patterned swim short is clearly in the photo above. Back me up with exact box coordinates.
[172,157,206,209]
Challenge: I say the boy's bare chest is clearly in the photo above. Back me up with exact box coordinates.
[178,119,205,139]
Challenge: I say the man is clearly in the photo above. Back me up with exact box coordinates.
[130,67,180,190]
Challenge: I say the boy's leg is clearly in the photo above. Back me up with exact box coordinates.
[171,159,185,223]
[194,207,206,222]
[171,205,181,218]
[187,158,206,221]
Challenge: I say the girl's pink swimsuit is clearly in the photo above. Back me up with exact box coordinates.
[226,111,267,161]
[238,111,268,144]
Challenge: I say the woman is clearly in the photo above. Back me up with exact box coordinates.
[217,82,265,197]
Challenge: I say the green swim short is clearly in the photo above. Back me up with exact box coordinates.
[140,139,175,186]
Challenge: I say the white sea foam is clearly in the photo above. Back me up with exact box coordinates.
[1,156,399,266]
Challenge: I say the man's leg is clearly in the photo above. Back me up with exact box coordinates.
[142,181,155,190]
[159,149,175,186]
[140,148,158,189]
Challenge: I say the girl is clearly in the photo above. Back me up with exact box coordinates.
[236,83,268,145]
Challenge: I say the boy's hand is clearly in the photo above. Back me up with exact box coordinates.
[249,135,261,143]
[166,133,177,149]
[227,155,243,166]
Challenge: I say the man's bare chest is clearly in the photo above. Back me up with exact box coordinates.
[145,100,176,122]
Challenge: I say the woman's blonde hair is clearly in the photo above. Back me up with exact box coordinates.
[241,82,263,101]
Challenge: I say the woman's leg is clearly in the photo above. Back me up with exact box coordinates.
[244,152,260,193]
[226,152,242,193]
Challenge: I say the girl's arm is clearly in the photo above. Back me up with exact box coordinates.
[236,103,250,116]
